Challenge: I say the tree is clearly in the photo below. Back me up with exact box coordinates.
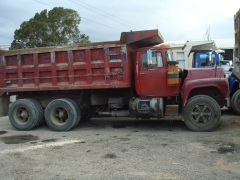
[10,7,90,49]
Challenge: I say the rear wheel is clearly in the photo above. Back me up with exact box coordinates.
[8,99,38,130]
[183,95,221,132]
[44,99,77,131]
[231,89,240,115]
[25,98,44,126]
[63,98,81,127]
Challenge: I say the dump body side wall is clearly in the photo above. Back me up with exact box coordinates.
[0,43,131,96]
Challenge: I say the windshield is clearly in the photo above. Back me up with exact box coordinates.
[165,49,174,62]
[194,51,219,67]
[199,53,216,66]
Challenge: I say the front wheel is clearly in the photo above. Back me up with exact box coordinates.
[183,95,221,132]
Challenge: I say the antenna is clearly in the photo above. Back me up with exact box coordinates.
[204,24,211,40]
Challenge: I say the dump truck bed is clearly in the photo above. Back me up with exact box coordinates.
[0,29,164,96]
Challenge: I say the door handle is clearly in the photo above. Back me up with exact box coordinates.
[140,73,146,75]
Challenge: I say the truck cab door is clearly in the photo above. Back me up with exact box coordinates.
[137,50,167,96]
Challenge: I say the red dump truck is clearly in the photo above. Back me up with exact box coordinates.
[0,29,229,132]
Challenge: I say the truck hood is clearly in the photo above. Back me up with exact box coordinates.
[184,67,225,79]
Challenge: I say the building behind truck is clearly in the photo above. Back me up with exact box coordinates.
[0,29,229,132]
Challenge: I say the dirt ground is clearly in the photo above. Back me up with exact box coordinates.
[0,108,239,180]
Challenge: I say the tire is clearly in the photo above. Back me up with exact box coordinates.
[231,89,240,115]
[183,95,221,132]
[63,98,81,127]
[44,99,77,131]
[81,106,96,122]
[25,98,44,126]
[8,99,39,130]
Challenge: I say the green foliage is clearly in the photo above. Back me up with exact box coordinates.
[10,7,90,49]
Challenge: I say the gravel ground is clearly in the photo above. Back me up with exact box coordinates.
[0,108,239,180]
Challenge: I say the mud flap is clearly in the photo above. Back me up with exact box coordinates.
[0,96,10,117]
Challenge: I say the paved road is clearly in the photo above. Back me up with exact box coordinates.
[0,109,239,180]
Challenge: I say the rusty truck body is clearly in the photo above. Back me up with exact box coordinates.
[0,29,229,131]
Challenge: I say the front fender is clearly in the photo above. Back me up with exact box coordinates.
[181,78,229,106]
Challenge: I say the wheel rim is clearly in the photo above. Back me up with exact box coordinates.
[50,106,68,125]
[190,104,212,124]
[13,106,29,124]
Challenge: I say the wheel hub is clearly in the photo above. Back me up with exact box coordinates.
[52,107,68,125]
[191,104,211,123]
[58,110,65,118]
[15,107,29,124]
[21,111,29,119]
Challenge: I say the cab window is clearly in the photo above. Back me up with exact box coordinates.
[141,51,163,69]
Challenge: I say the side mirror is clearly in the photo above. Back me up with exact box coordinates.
[208,52,213,66]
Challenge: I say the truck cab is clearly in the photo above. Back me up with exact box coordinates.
[134,45,180,98]
[193,49,231,77]
[135,45,227,102]
[131,44,228,131]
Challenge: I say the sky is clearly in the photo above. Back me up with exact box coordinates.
[0,0,240,49]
